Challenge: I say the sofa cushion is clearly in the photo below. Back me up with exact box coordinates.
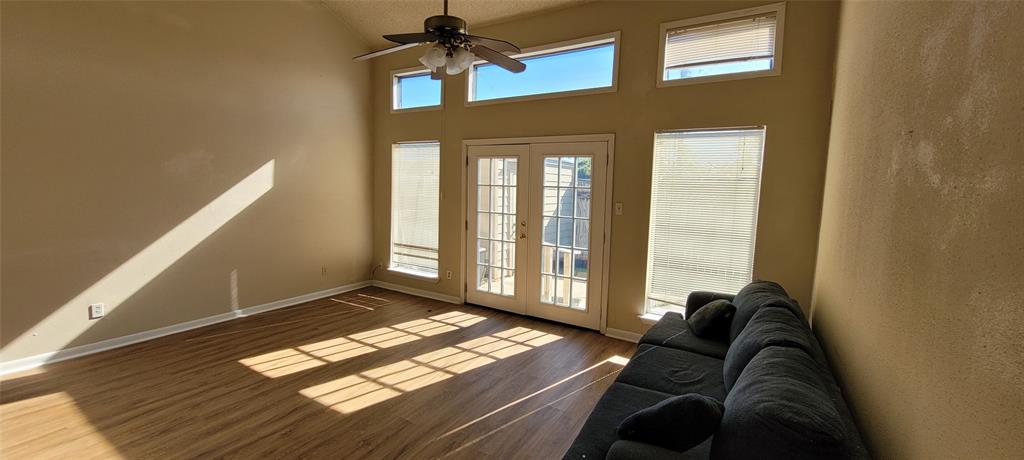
[687,299,735,341]
[728,280,806,342]
[723,307,828,392]
[617,393,723,452]
[711,347,849,460]
[606,439,711,460]
[616,344,727,399]
[639,312,729,359]
[562,383,675,460]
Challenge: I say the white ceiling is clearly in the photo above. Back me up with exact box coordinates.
[324,0,588,48]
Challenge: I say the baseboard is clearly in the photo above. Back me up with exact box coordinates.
[0,280,371,376]
[371,280,463,305]
[604,327,642,343]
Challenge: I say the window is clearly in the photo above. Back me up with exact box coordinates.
[467,32,619,104]
[645,128,765,315]
[657,3,784,86]
[390,142,440,278]
[392,69,442,111]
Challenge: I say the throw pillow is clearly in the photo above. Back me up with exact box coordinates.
[687,299,736,340]
[617,393,724,452]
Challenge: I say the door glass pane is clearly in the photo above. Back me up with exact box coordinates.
[557,188,574,217]
[477,213,489,238]
[538,155,592,310]
[573,250,589,280]
[477,240,490,264]
[540,246,556,274]
[542,217,557,245]
[541,275,556,303]
[475,157,518,298]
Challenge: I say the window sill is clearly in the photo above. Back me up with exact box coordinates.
[390,104,443,114]
[387,266,440,283]
[656,68,781,88]
[638,313,663,326]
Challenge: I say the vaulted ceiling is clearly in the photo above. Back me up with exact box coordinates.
[324,0,588,48]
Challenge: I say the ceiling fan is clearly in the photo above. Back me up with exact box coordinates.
[353,0,526,79]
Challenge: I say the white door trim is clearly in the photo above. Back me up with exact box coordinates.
[461,133,615,334]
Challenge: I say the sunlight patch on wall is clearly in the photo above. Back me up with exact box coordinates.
[2,161,275,361]
[299,327,563,414]
[239,311,485,378]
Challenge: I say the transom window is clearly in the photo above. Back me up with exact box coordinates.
[390,142,440,278]
[645,128,765,315]
[658,3,784,86]
[392,69,442,111]
[467,32,619,104]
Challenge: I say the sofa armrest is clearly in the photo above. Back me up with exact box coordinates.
[684,291,736,320]
[606,440,691,460]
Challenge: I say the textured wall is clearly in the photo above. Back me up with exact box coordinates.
[812,1,1024,458]
[1,1,374,362]
[370,1,839,335]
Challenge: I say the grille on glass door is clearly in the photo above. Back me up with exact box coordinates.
[540,156,591,310]
[476,158,518,296]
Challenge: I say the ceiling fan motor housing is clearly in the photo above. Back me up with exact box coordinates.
[425,15,468,36]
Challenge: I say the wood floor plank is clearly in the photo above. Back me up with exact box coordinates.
[0,287,634,459]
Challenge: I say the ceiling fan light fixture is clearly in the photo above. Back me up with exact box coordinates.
[445,47,475,75]
[419,44,447,71]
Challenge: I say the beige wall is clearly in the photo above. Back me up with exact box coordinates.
[811,1,1024,458]
[371,1,839,334]
[1,1,374,362]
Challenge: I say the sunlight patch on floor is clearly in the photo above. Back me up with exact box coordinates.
[300,327,563,414]
[239,311,486,378]
[0,391,123,459]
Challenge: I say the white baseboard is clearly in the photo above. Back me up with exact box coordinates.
[604,327,642,343]
[0,280,371,376]
[371,280,463,305]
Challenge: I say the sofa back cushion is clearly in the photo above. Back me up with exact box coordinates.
[711,347,849,460]
[728,280,805,342]
[722,307,827,392]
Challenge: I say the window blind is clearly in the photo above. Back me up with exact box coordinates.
[391,142,440,276]
[646,129,765,314]
[664,14,776,71]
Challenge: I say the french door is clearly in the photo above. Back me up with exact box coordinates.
[466,141,609,330]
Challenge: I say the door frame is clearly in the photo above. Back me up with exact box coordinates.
[460,133,616,334]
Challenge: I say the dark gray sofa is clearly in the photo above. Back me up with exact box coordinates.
[563,281,870,460]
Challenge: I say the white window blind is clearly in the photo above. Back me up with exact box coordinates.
[663,13,777,80]
[645,128,765,314]
[391,142,440,277]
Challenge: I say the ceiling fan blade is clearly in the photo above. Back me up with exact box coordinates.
[472,45,526,73]
[383,32,438,44]
[353,43,420,61]
[466,35,520,54]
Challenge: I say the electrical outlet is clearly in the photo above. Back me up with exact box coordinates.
[614,202,624,215]
[321,266,327,277]
[446,270,453,280]
[89,303,105,320]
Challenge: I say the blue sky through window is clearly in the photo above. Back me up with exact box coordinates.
[396,73,441,109]
[472,43,615,102]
